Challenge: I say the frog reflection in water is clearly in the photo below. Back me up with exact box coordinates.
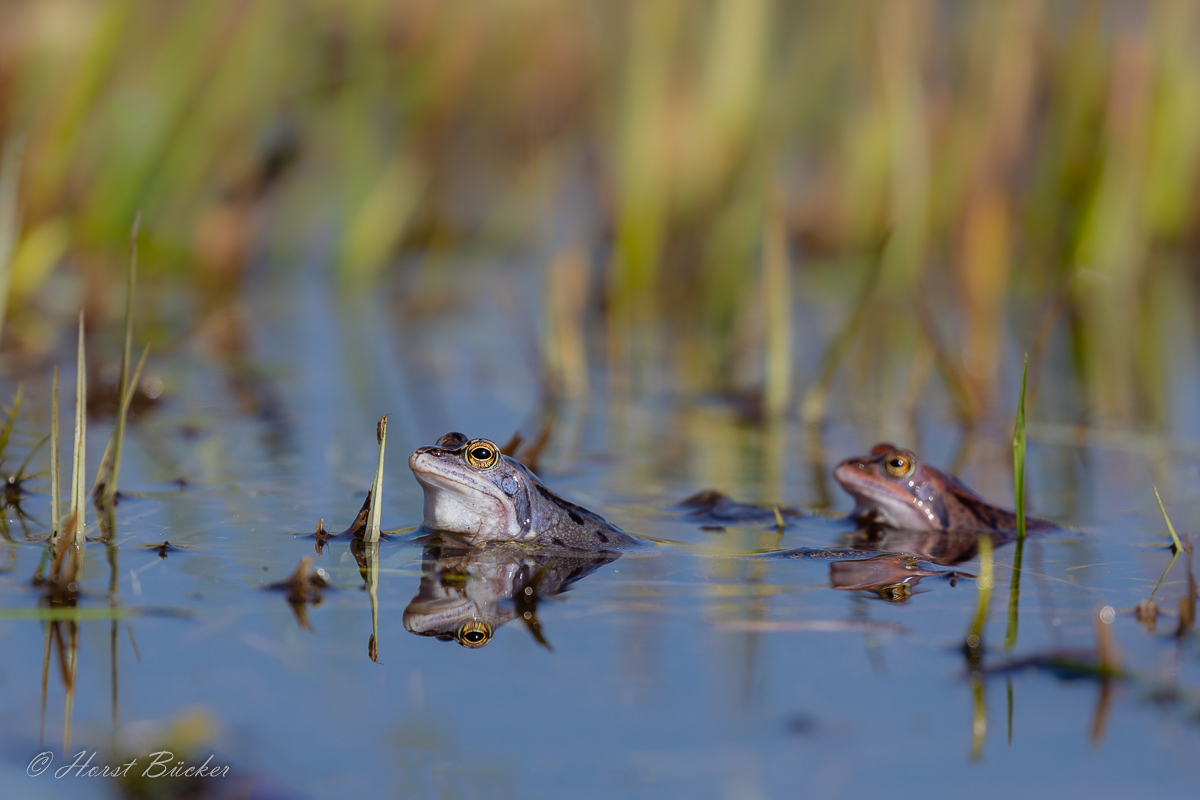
[408,432,639,549]
[403,535,618,648]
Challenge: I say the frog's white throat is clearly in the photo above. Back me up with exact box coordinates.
[409,453,523,540]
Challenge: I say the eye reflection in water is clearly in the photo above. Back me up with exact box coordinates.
[402,534,621,649]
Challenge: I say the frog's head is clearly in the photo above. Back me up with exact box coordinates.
[401,575,499,649]
[400,539,526,649]
[402,601,496,648]
[408,432,536,541]
[833,443,950,531]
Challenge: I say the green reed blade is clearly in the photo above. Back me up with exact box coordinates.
[1004,356,1030,651]
[1013,354,1028,542]
[365,416,387,543]
[0,136,21,349]
[1149,486,1183,602]
[772,505,786,533]
[1153,485,1184,553]
[96,214,139,506]
[0,383,24,464]
[801,253,883,423]
[1005,537,1025,652]
[913,295,976,424]
[92,215,138,502]
[71,313,86,547]
[763,192,792,418]
[16,432,49,480]
[50,366,60,537]
[93,341,150,500]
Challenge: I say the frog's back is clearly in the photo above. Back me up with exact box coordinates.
[528,482,641,550]
[934,466,1057,535]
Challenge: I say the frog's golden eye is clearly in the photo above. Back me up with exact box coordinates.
[884,452,915,479]
[456,620,493,648]
[465,439,498,469]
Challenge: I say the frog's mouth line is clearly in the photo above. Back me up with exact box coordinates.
[411,467,482,495]
[840,481,909,509]
[403,597,484,634]
[409,453,506,502]
[833,466,923,521]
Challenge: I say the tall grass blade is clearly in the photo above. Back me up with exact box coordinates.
[93,341,150,500]
[16,433,49,480]
[365,416,387,543]
[1149,486,1182,601]
[1004,538,1025,651]
[0,136,22,348]
[0,383,24,463]
[800,254,883,423]
[95,214,140,505]
[763,189,792,418]
[1153,485,1184,553]
[70,314,86,547]
[913,295,976,423]
[1004,355,1031,650]
[1013,354,1028,542]
[50,367,60,538]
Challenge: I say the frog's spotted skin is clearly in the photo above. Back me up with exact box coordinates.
[833,443,1056,535]
[408,432,638,550]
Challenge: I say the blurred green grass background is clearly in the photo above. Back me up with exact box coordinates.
[2,0,1199,429]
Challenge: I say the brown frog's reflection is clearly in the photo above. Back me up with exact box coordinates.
[828,523,997,601]
[403,535,620,649]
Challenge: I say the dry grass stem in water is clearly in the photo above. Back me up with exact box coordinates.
[365,416,387,543]
[70,314,86,548]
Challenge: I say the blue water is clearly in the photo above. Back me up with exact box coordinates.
[0,262,1197,799]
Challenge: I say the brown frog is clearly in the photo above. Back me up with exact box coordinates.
[833,443,1055,534]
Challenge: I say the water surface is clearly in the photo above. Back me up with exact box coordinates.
[1,261,1198,799]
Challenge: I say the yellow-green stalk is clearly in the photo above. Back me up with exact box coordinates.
[0,383,24,461]
[70,314,86,547]
[1149,486,1183,602]
[1013,354,1029,541]
[365,416,387,543]
[50,367,60,538]
[94,214,140,505]
[763,193,792,418]
[1004,355,1031,651]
